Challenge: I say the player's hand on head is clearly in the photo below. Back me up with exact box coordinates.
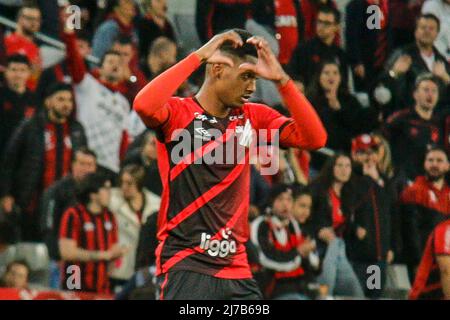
[195,30,243,67]
[238,36,290,85]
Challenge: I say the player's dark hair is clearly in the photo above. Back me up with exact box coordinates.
[318,5,341,24]
[416,13,440,32]
[72,147,97,163]
[100,50,121,66]
[76,173,111,205]
[218,29,258,59]
[414,73,441,91]
[6,54,31,67]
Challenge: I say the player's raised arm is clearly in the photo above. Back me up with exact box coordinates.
[239,37,327,150]
[133,31,244,128]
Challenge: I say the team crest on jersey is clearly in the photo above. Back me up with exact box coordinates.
[104,221,112,231]
[83,222,95,232]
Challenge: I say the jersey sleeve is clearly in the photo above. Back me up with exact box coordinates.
[434,222,450,256]
[250,103,293,144]
[59,208,80,245]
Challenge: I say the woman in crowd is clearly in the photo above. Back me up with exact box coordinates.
[307,61,380,169]
[108,164,161,293]
[309,153,365,298]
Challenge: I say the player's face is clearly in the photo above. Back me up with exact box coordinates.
[414,80,439,111]
[72,153,97,181]
[217,55,257,108]
[319,64,341,92]
[101,54,124,83]
[272,191,294,220]
[4,62,31,90]
[333,156,352,184]
[424,151,449,181]
[415,18,439,47]
[47,90,74,120]
[293,195,312,224]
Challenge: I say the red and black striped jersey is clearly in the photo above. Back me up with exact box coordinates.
[59,204,118,294]
[155,97,292,279]
[410,219,450,300]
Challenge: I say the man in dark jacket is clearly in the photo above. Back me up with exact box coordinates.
[400,147,450,282]
[375,13,450,115]
[349,134,397,298]
[0,54,38,152]
[0,83,87,242]
[288,6,348,87]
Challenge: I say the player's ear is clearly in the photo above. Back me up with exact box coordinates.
[211,63,225,79]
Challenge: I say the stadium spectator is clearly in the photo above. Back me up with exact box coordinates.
[0,83,87,242]
[422,0,450,62]
[59,173,127,294]
[35,30,92,102]
[251,184,320,299]
[137,0,176,61]
[309,154,365,298]
[307,61,379,168]
[400,147,450,281]
[110,35,147,105]
[40,147,97,289]
[383,73,441,182]
[91,0,137,61]
[122,131,162,196]
[108,165,161,292]
[4,4,42,90]
[195,0,252,44]
[0,260,29,290]
[0,54,37,152]
[379,13,450,111]
[141,36,177,82]
[409,217,450,300]
[345,0,391,91]
[252,0,304,65]
[63,22,131,176]
[348,134,397,298]
[300,0,339,44]
[288,5,348,88]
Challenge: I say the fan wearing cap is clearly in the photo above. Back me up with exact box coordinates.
[348,133,397,298]
[250,184,320,299]
[0,82,87,242]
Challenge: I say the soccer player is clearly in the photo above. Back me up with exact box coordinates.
[133,29,327,300]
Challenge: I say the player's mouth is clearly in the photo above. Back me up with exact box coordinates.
[240,94,252,103]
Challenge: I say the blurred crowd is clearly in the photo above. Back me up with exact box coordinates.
[0,0,450,300]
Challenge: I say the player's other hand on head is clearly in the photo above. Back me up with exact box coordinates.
[195,30,244,67]
[238,36,290,86]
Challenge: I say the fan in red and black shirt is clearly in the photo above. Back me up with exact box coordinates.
[134,29,327,300]
[400,147,450,281]
[410,218,450,300]
[59,173,126,294]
